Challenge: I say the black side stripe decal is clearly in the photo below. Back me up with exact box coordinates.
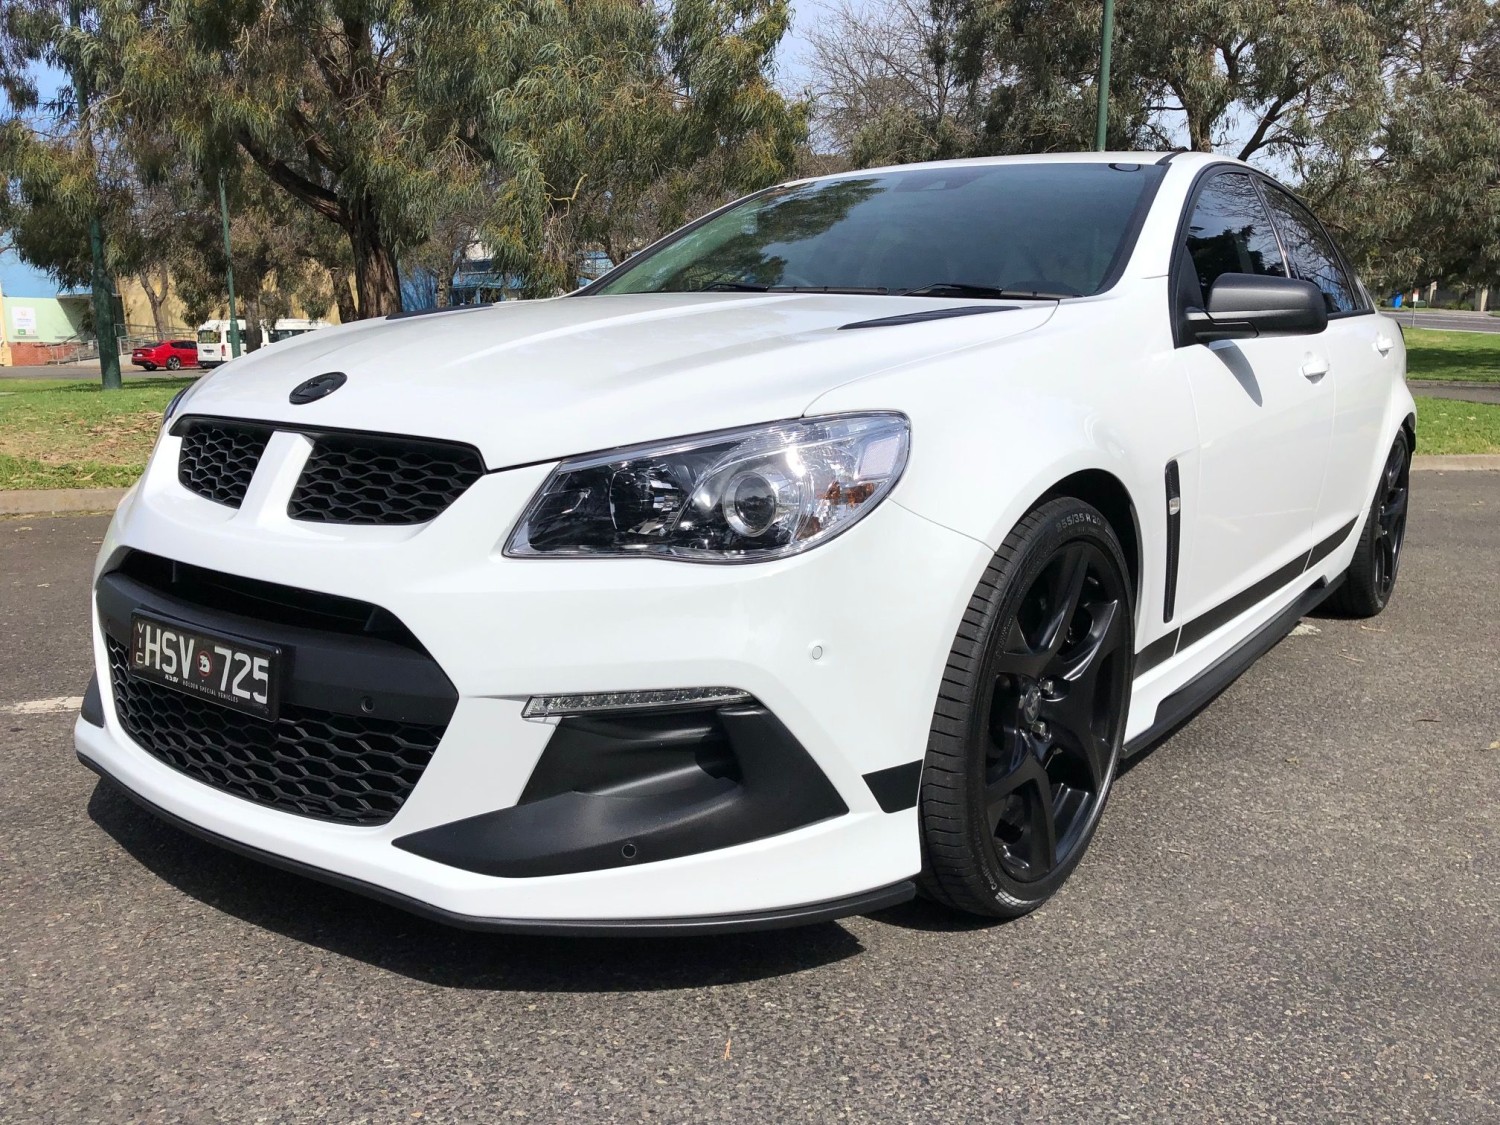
[1135,517,1358,675]
[1306,516,1358,569]
[1135,632,1179,673]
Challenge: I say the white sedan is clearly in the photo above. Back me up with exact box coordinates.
[76,152,1414,933]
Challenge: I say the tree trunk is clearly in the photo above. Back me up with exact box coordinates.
[348,206,401,318]
[242,291,264,352]
[136,267,170,340]
[329,266,358,324]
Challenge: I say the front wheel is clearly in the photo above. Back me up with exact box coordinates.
[166,356,182,370]
[919,498,1133,919]
[1324,431,1410,618]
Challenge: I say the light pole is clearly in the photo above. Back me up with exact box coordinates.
[217,172,243,359]
[1095,0,1116,151]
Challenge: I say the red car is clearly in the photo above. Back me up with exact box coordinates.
[131,339,199,371]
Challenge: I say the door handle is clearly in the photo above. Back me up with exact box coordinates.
[1374,334,1395,356]
[1300,355,1330,382]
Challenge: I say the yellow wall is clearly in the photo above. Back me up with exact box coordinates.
[116,275,341,338]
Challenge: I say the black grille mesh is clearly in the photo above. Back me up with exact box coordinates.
[288,434,485,525]
[178,421,272,507]
[107,638,443,825]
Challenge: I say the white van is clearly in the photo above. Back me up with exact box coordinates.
[267,317,330,344]
[198,318,330,365]
[196,320,246,368]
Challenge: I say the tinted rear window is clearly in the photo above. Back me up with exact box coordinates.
[1259,185,1361,314]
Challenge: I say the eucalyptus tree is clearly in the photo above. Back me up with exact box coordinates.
[97,0,803,316]
[1,0,128,381]
[1303,0,1500,293]
[941,0,1396,161]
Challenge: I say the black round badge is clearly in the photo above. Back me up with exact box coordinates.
[289,371,347,404]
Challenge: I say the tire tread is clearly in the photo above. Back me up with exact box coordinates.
[917,499,1129,917]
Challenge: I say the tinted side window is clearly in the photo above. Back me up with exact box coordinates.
[1184,172,1286,299]
[1259,185,1358,314]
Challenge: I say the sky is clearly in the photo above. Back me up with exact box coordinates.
[0,62,66,297]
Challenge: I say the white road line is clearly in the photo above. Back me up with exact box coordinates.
[2,696,83,716]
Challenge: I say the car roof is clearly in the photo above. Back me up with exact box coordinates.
[788,150,1250,189]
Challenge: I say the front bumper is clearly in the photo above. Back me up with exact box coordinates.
[77,439,993,929]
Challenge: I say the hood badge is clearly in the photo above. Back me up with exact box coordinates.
[289,371,347,404]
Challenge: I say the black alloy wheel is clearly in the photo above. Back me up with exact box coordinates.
[1325,430,1411,618]
[1370,437,1410,603]
[920,498,1133,918]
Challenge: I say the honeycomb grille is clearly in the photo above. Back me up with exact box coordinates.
[288,434,485,525]
[178,421,272,507]
[107,638,443,825]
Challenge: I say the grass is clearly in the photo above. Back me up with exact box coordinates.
[0,376,192,490]
[1,333,1498,492]
[1414,396,1500,455]
[1403,326,1500,383]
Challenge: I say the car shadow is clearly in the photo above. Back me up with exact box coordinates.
[86,780,865,992]
[866,897,1007,933]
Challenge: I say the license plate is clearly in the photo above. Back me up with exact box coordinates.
[129,613,281,720]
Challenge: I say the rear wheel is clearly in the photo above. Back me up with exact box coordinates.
[141,363,156,371]
[919,498,1133,918]
[1324,431,1410,618]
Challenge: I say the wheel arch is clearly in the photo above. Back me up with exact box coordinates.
[1032,469,1143,612]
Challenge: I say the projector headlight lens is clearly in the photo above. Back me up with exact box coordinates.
[505,413,909,562]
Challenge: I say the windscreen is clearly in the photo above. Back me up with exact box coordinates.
[592,162,1163,299]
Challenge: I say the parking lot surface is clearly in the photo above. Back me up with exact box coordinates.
[2,475,1496,1121]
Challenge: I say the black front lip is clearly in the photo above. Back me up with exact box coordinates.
[77,749,916,935]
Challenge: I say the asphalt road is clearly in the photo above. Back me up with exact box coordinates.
[2,478,1496,1122]
[0,361,202,382]
[1391,308,1500,334]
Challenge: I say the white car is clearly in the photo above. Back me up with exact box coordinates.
[76,152,1414,933]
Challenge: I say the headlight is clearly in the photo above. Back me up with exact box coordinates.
[161,386,191,430]
[505,413,910,562]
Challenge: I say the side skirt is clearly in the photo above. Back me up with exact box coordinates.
[1123,577,1338,758]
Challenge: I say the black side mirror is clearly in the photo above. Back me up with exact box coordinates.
[1185,273,1328,343]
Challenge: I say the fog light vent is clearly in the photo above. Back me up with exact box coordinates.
[522,687,753,720]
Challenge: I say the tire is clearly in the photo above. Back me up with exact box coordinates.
[141,363,155,371]
[167,356,182,370]
[919,498,1134,919]
[1323,431,1411,618]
